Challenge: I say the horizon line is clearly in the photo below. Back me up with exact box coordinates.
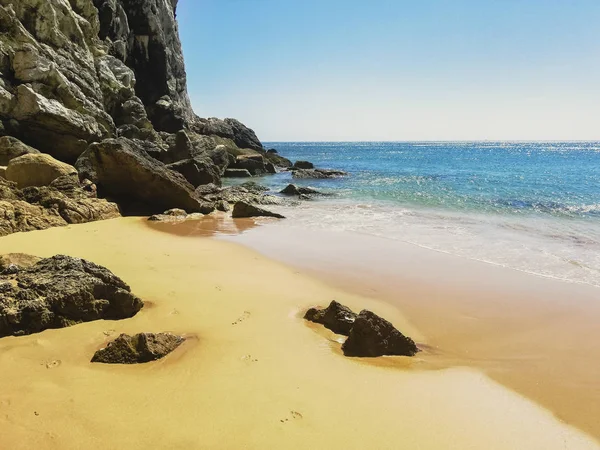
[261,139,600,143]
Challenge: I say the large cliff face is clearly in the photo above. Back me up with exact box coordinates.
[0,0,263,162]
[0,0,284,235]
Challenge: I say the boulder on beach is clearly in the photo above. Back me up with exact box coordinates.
[232,201,285,219]
[304,300,357,336]
[75,138,209,213]
[5,153,78,188]
[342,310,419,357]
[91,332,185,364]
[0,255,143,338]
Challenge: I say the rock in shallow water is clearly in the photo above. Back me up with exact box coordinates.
[292,169,348,179]
[342,310,419,357]
[304,300,357,336]
[91,332,185,364]
[0,255,143,338]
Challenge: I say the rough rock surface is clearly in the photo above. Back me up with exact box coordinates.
[219,183,284,206]
[293,160,314,170]
[292,169,348,179]
[304,301,357,336]
[341,310,419,357]
[75,138,210,213]
[0,137,40,166]
[0,0,303,236]
[232,201,285,219]
[5,153,78,188]
[280,184,323,196]
[0,176,120,237]
[224,168,252,178]
[91,332,184,364]
[148,208,204,222]
[0,255,143,337]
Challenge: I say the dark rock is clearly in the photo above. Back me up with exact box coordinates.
[341,310,419,357]
[292,169,348,179]
[232,201,285,219]
[166,156,221,187]
[0,255,143,338]
[75,138,207,213]
[293,160,314,170]
[264,151,292,168]
[280,184,322,196]
[266,149,278,154]
[224,168,252,178]
[91,332,184,364]
[231,154,268,176]
[94,0,194,132]
[304,301,357,336]
[215,200,230,212]
[0,137,40,166]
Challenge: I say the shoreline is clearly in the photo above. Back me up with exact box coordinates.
[223,219,600,441]
[0,217,597,448]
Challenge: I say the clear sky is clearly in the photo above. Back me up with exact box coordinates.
[177,0,600,141]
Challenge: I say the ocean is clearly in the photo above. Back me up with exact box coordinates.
[245,142,600,287]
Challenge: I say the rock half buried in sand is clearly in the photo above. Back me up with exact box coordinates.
[342,310,419,357]
[232,201,285,219]
[304,300,357,336]
[91,333,185,364]
[0,255,143,338]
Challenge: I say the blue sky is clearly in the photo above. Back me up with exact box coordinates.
[177,0,600,141]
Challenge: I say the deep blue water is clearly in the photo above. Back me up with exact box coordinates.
[264,142,600,219]
[251,142,600,286]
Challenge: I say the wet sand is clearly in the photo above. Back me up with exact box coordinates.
[0,216,598,449]
[228,220,600,442]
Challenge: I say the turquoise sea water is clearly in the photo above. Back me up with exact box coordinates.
[255,142,600,286]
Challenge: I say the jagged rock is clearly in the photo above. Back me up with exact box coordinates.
[266,148,278,154]
[91,332,184,364]
[0,136,40,165]
[0,166,5,178]
[167,156,221,187]
[280,184,323,196]
[0,255,143,337]
[264,151,292,168]
[304,301,357,336]
[94,0,193,132]
[224,168,252,178]
[231,154,268,175]
[220,183,283,206]
[341,310,419,357]
[5,153,78,188]
[0,177,120,237]
[193,117,263,151]
[293,160,314,169]
[232,201,285,219]
[293,168,348,179]
[75,138,210,213]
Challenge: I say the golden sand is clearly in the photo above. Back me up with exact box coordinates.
[230,223,600,443]
[0,216,598,449]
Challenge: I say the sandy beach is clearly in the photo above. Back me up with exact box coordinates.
[0,216,597,449]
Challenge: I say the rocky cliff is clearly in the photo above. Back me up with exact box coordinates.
[0,0,288,233]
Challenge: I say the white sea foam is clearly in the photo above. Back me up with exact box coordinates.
[272,198,600,288]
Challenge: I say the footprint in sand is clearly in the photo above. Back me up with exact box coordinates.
[103,329,116,337]
[170,308,180,315]
[280,411,303,423]
[232,311,251,325]
[45,360,61,369]
[241,354,258,363]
